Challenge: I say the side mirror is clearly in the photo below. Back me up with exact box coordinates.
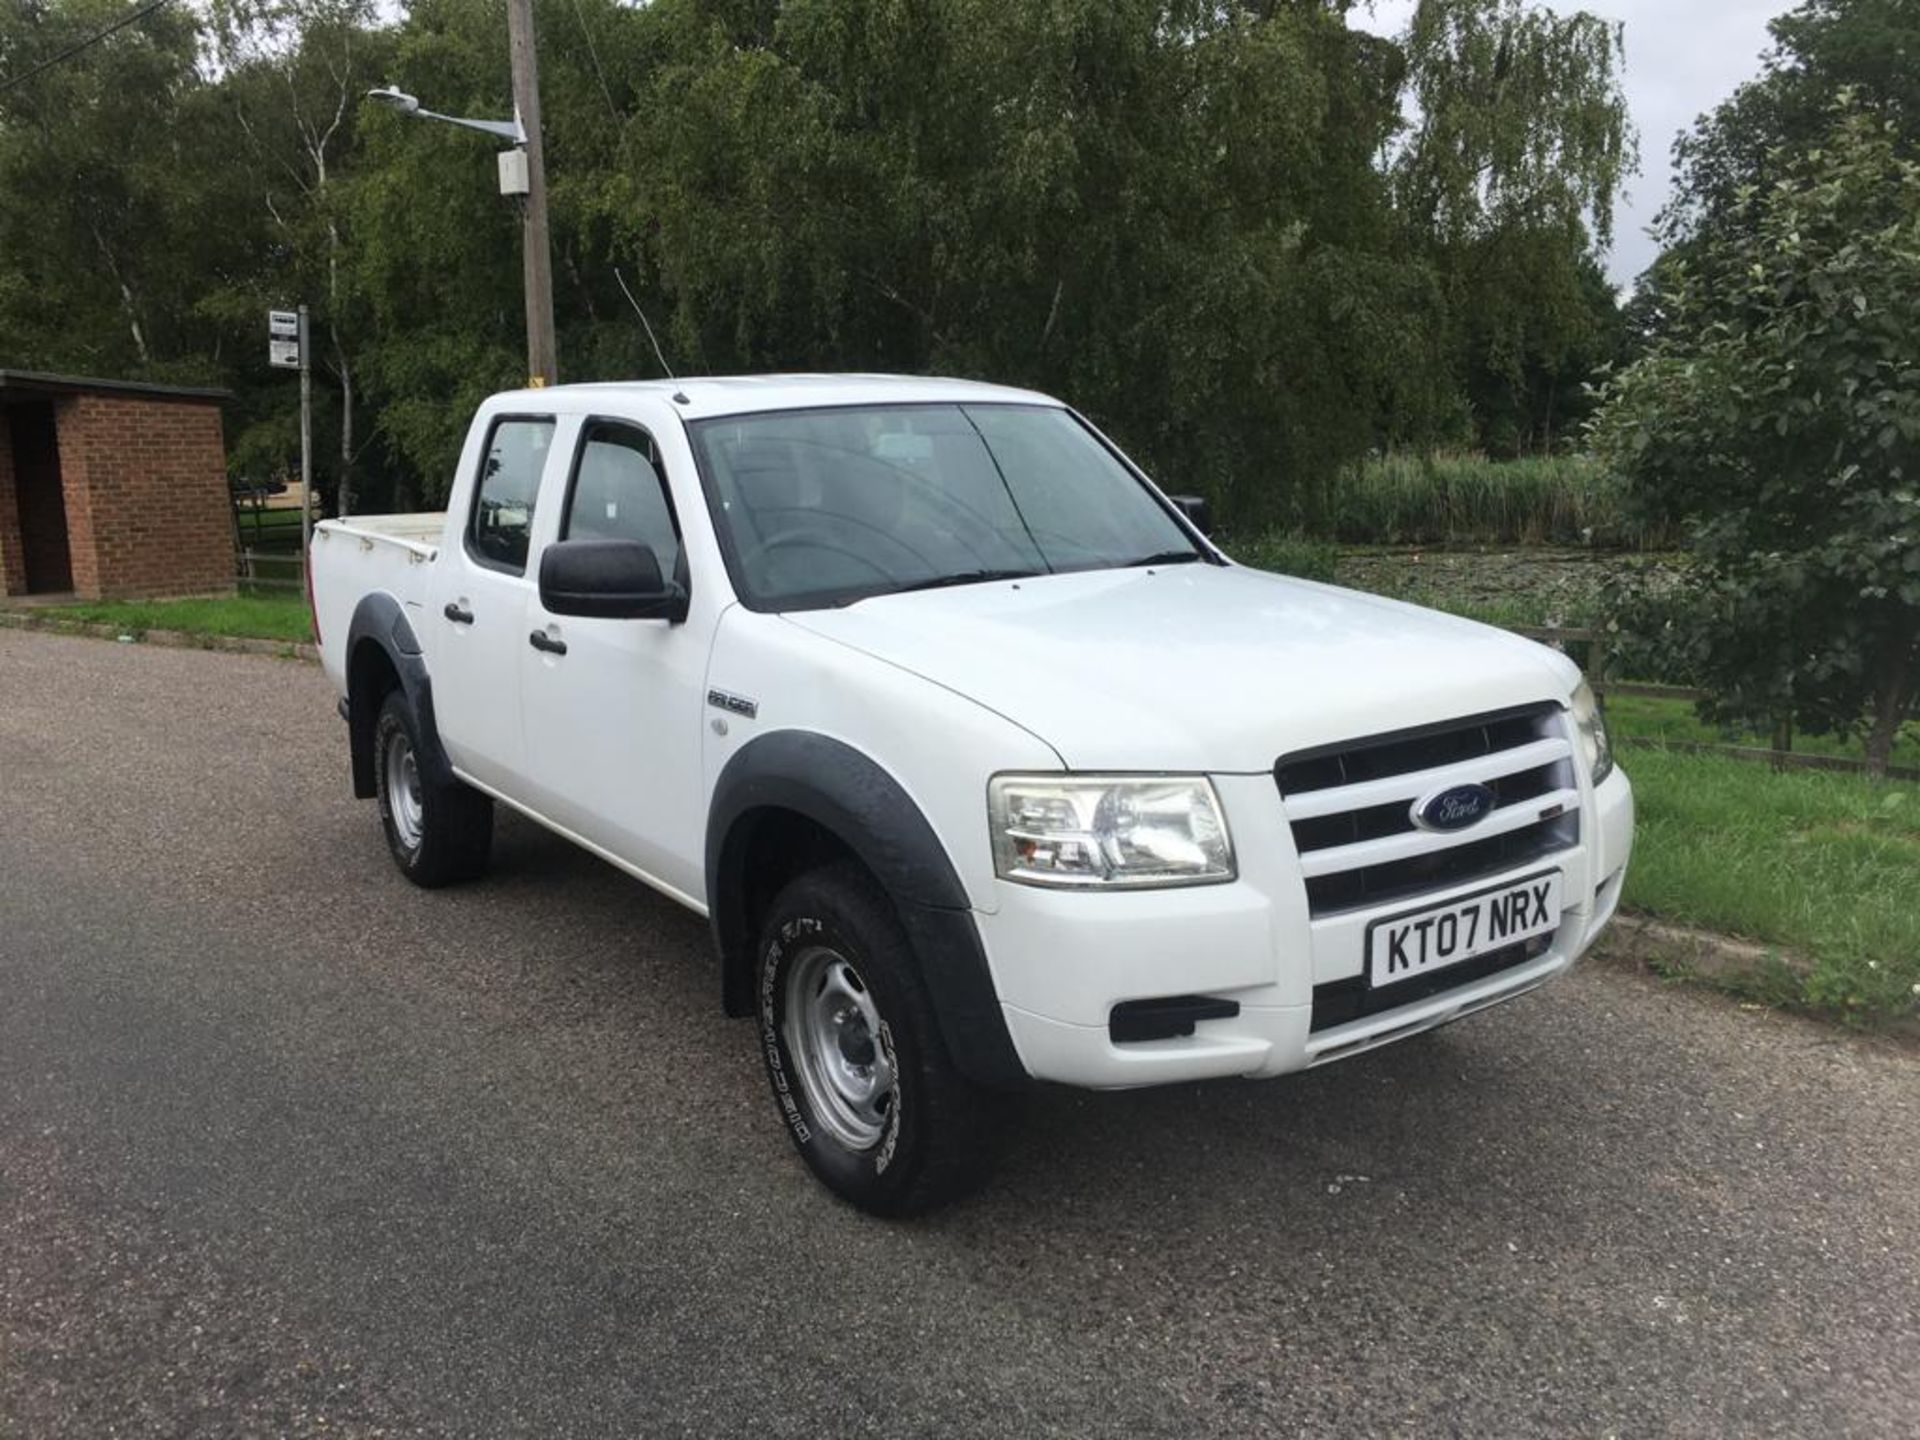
[539,538,687,621]
[1169,493,1213,537]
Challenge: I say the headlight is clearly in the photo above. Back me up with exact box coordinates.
[1570,680,1614,785]
[989,774,1235,888]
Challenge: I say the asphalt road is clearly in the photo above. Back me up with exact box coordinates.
[1,628,1916,1439]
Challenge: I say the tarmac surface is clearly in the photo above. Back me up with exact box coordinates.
[1,627,1916,1438]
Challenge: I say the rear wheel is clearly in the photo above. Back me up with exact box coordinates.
[374,690,492,887]
[757,864,998,1216]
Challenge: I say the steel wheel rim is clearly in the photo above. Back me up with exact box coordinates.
[783,944,895,1151]
[384,728,424,850]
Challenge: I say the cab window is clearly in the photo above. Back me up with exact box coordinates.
[469,416,554,574]
[561,421,681,579]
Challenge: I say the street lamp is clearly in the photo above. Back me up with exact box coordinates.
[365,6,558,389]
[365,86,525,144]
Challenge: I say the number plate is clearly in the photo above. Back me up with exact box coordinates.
[1366,871,1562,989]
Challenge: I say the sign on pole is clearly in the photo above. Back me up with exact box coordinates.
[268,309,301,370]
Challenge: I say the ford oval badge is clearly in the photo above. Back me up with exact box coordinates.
[1410,782,1496,833]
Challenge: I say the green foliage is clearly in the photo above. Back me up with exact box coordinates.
[1592,99,1920,776]
[1392,0,1634,457]
[1221,532,1338,584]
[1331,451,1656,547]
[0,0,246,378]
[1665,0,1920,259]
[0,0,1633,523]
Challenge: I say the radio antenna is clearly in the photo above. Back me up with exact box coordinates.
[614,267,688,404]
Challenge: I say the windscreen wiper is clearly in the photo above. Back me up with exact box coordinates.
[1119,549,1204,568]
[883,568,1040,596]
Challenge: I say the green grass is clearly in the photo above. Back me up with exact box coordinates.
[1219,532,1339,583]
[1622,746,1920,1020]
[47,591,312,645]
[232,504,306,541]
[1607,692,1920,772]
[1334,453,1667,548]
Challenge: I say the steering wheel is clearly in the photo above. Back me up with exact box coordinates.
[755,528,906,584]
[751,505,962,570]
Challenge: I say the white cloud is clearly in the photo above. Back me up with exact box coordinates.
[1353,0,1783,286]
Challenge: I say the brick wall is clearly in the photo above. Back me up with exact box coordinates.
[53,395,234,600]
[0,415,22,596]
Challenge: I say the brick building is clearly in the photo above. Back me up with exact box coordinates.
[0,370,234,601]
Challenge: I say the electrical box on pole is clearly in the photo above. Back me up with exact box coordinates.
[498,147,530,196]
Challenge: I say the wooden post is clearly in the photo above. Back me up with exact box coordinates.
[505,0,558,387]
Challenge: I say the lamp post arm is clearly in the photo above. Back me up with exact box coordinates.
[415,107,526,144]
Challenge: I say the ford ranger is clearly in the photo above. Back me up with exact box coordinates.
[309,375,1632,1214]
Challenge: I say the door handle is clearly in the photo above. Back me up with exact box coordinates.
[528,629,567,657]
[443,602,474,625]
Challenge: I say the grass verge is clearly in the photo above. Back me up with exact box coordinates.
[41,591,313,645]
[1621,746,1920,1022]
[1606,692,1920,772]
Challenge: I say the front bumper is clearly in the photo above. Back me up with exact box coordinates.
[978,765,1634,1089]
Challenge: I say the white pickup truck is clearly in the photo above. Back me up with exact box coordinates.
[311,375,1632,1214]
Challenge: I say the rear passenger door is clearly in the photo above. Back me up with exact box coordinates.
[519,416,713,901]
[428,412,559,796]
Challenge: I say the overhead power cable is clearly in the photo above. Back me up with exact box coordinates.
[0,0,177,97]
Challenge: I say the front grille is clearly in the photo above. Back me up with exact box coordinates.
[1276,703,1579,918]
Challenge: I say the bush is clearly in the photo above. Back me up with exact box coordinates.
[1221,532,1338,583]
[1589,103,1920,777]
[1599,564,1707,687]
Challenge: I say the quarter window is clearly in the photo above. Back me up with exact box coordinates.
[562,422,681,578]
[469,417,554,573]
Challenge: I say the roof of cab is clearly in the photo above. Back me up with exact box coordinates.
[484,373,1061,420]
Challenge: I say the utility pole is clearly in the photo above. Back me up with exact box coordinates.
[298,304,315,538]
[505,0,557,387]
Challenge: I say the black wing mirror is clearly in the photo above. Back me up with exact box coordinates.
[539,538,687,622]
[1168,493,1213,537]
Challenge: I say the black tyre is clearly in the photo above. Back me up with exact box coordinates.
[757,863,997,1216]
[373,689,493,888]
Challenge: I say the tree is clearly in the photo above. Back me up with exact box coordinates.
[208,0,394,516]
[0,0,1638,519]
[1590,100,1920,776]
[1390,0,1634,455]
[1663,0,1919,263]
[0,0,251,378]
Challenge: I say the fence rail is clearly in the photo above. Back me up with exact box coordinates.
[236,547,304,590]
[1514,622,1911,781]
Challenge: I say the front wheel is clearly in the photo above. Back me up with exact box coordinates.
[757,864,998,1216]
[373,690,493,887]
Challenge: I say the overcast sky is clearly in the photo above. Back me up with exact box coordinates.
[1353,0,1787,288]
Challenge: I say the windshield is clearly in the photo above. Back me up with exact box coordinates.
[687,403,1204,610]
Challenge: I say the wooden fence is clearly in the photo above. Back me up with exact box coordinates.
[236,547,304,590]
[1511,624,1920,782]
